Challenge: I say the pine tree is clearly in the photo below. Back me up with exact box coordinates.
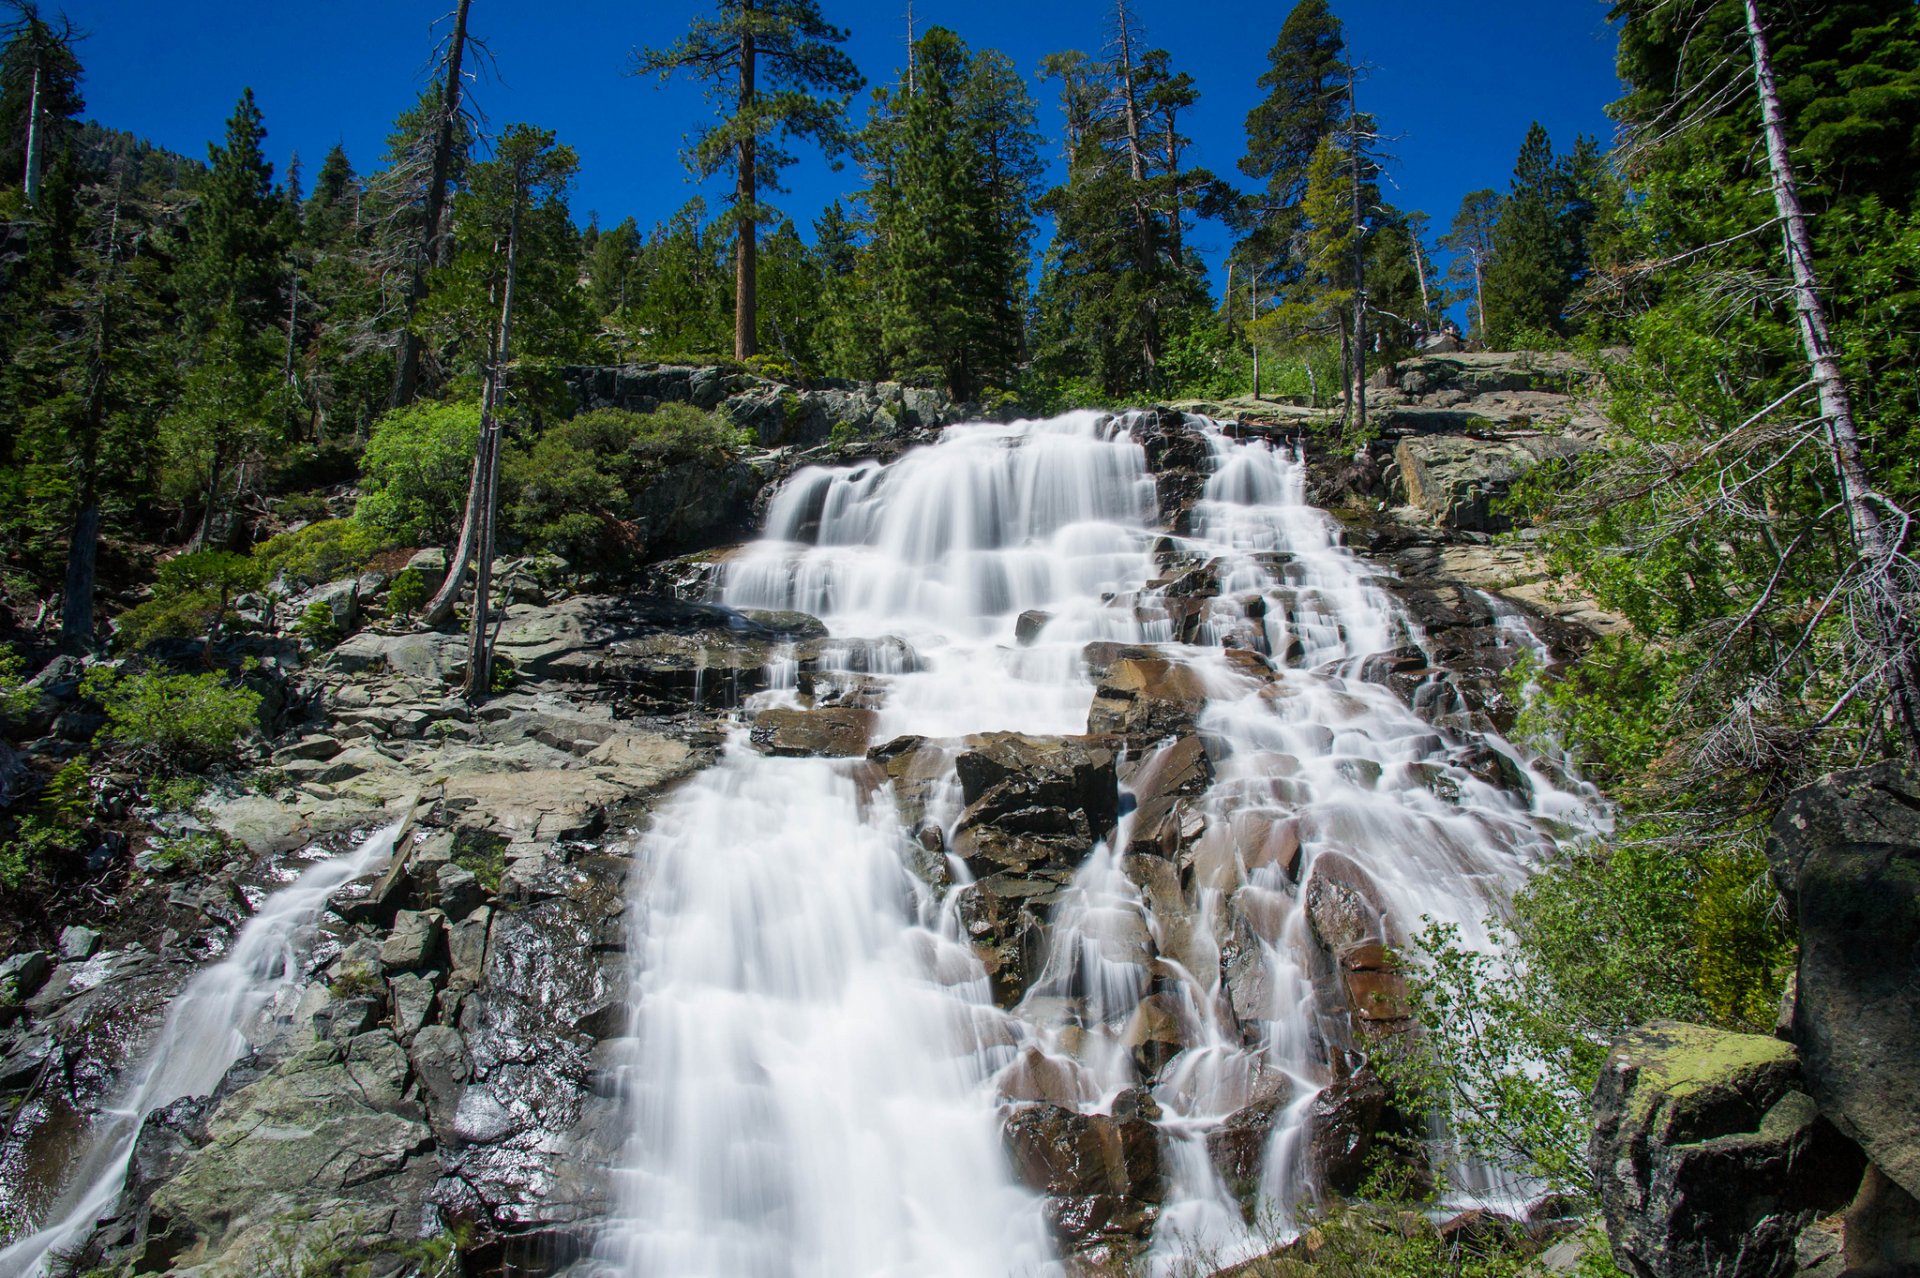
[1483,123,1574,344]
[1441,189,1501,340]
[633,0,863,361]
[1239,0,1350,289]
[587,216,642,318]
[166,89,288,547]
[0,1,81,203]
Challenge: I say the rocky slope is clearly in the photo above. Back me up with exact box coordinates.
[0,372,1619,1274]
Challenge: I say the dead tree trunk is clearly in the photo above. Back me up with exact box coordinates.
[22,59,42,203]
[735,13,759,361]
[461,198,522,697]
[1745,0,1920,753]
[391,0,475,408]
[1347,71,1368,434]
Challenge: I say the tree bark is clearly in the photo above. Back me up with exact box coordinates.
[735,16,759,361]
[23,60,42,203]
[1744,0,1920,753]
[391,0,474,408]
[462,188,522,698]
[1347,73,1368,433]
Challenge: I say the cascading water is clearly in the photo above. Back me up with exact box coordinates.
[0,821,407,1277]
[599,412,1597,1276]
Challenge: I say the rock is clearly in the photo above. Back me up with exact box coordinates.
[1307,1065,1390,1195]
[58,925,102,961]
[1394,434,1578,532]
[380,909,444,971]
[1120,735,1212,859]
[1768,761,1920,1200]
[1087,656,1210,740]
[1004,1103,1166,1253]
[1303,852,1390,957]
[1016,610,1053,645]
[1589,1021,1865,1278]
[951,733,1119,880]
[405,547,449,578]
[0,949,50,998]
[390,972,438,1042]
[274,734,344,764]
[1206,1072,1297,1212]
[749,706,878,758]
[438,864,488,919]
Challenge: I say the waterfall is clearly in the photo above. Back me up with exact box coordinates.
[0,821,407,1277]
[599,413,1596,1276]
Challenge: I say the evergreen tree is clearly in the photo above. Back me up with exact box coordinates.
[587,215,642,318]
[1483,123,1575,344]
[0,1,81,202]
[1440,188,1501,340]
[1239,0,1350,289]
[633,0,864,361]
[165,89,288,547]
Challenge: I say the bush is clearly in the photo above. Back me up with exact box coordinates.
[294,599,344,648]
[388,569,429,621]
[502,405,745,572]
[355,400,481,548]
[0,760,94,891]
[257,519,387,591]
[83,667,264,769]
[116,550,268,653]
[0,645,37,721]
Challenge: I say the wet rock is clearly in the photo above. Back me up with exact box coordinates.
[954,875,1060,1007]
[952,733,1119,875]
[1341,943,1412,1031]
[998,1046,1095,1107]
[410,1024,472,1128]
[1303,852,1390,956]
[1005,1103,1166,1254]
[1207,1071,1297,1214]
[1087,657,1210,741]
[1120,735,1213,860]
[750,706,878,758]
[1121,993,1190,1077]
[1589,1021,1866,1278]
[448,907,491,985]
[390,972,438,1042]
[1768,761,1920,1200]
[1307,1064,1391,1195]
[1016,610,1052,645]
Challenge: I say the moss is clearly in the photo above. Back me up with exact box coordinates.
[1618,1021,1796,1127]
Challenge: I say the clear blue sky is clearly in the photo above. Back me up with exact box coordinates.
[59,1,1622,298]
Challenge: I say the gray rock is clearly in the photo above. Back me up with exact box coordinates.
[448,907,491,984]
[58,925,102,961]
[1769,761,1920,1201]
[0,950,50,998]
[1589,1021,1864,1278]
[379,909,444,971]
[389,972,438,1041]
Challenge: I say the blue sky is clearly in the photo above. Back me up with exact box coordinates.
[62,1,1622,297]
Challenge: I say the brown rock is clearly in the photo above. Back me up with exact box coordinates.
[750,706,878,758]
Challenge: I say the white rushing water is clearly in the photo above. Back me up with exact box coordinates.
[0,821,406,1277]
[600,412,1596,1277]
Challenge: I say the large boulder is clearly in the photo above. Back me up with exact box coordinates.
[1004,1100,1166,1257]
[1589,1021,1865,1278]
[1768,761,1920,1201]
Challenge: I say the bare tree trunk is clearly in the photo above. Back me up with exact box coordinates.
[1472,250,1488,341]
[1411,237,1432,328]
[192,444,226,552]
[735,17,759,361]
[1250,271,1262,402]
[906,0,917,94]
[1347,73,1368,434]
[463,192,521,700]
[392,0,475,408]
[1745,0,1920,753]
[1165,111,1184,268]
[1115,1,1158,377]
[23,60,42,203]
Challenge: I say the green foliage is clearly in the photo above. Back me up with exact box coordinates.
[148,774,209,815]
[0,759,93,891]
[116,550,268,652]
[328,962,384,1000]
[0,645,38,721]
[387,569,429,620]
[354,400,481,548]
[294,599,343,648]
[256,519,385,590]
[501,405,744,571]
[82,666,263,769]
[144,830,228,876]
[451,830,506,892]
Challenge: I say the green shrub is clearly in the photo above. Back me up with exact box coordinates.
[387,569,429,621]
[0,814,70,891]
[501,405,744,571]
[355,400,481,548]
[83,667,264,769]
[116,551,268,653]
[294,599,344,648]
[257,519,386,591]
[0,645,37,721]
[145,830,228,876]
[451,830,506,892]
